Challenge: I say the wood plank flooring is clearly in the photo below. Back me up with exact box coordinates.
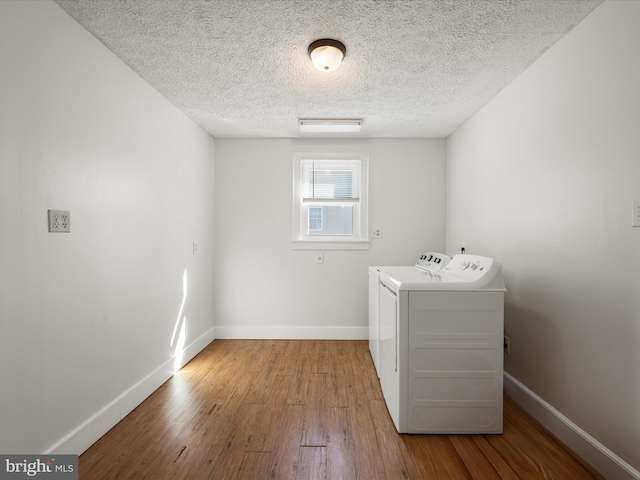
[79,340,604,479]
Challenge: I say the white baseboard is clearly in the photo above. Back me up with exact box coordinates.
[46,327,215,455]
[504,372,640,480]
[214,325,368,340]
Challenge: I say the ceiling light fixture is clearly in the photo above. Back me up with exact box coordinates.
[308,39,346,72]
[299,119,362,133]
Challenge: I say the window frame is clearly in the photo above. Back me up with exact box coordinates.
[292,152,369,250]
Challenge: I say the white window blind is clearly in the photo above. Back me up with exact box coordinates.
[301,159,361,201]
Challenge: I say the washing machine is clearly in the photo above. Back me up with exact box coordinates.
[368,252,451,377]
[370,253,506,434]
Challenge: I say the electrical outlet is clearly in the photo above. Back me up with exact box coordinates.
[193,241,199,255]
[48,209,70,233]
[504,335,510,354]
[633,200,640,227]
[371,228,382,238]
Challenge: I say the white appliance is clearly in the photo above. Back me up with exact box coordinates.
[370,253,506,434]
[368,252,451,377]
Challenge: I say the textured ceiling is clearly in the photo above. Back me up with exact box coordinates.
[54,0,602,138]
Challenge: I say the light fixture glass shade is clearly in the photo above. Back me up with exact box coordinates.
[308,39,346,72]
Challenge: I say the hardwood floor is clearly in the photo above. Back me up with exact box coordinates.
[79,340,604,479]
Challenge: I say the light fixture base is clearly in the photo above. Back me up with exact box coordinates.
[308,39,346,57]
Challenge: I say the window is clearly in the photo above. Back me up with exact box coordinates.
[292,153,369,249]
[308,207,323,232]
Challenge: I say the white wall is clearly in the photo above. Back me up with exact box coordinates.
[214,138,446,338]
[0,2,215,454]
[447,1,640,476]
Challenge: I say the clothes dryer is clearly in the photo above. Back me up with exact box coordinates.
[371,254,506,434]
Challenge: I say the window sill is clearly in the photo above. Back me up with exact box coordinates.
[291,240,370,250]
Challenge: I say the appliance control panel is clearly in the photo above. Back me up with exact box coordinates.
[415,252,452,271]
[442,254,502,287]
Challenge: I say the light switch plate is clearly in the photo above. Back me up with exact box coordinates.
[48,209,70,233]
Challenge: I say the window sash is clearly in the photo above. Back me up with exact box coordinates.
[304,204,354,236]
[302,198,360,203]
